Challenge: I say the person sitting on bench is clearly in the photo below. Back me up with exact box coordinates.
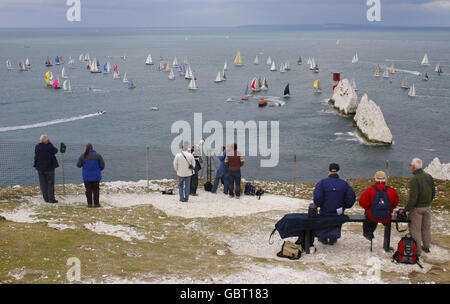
[313,163,356,245]
[359,171,399,242]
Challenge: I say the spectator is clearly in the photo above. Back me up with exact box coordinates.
[173,141,195,202]
[359,171,399,241]
[400,158,435,255]
[225,143,244,199]
[34,134,59,204]
[76,143,105,208]
[313,163,356,245]
[190,144,202,196]
[211,146,228,194]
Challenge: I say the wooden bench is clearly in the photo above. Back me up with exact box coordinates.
[303,214,410,254]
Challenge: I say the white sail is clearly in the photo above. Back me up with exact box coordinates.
[401,78,409,89]
[215,71,222,83]
[188,74,198,90]
[145,54,153,65]
[63,80,68,91]
[79,53,84,62]
[351,78,358,91]
[310,58,316,70]
[123,72,128,83]
[62,67,69,79]
[307,57,312,65]
[25,58,31,68]
[435,64,441,73]
[169,69,175,80]
[6,59,12,70]
[266,56,272,65]
[172,57,179,67]
[352,52,359,64]
[261,77,268,91]
[223,61,228,71]
[113,70,120,79]
[221,70,227,81]
[408,84,416,97]
[383,69,390,78]
[285,61,290,70]
[254,55,259,65]
[280,64,285,73]
[270,60,276,71]
[421,53,430,66]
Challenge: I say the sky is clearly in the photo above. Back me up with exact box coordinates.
[1,0,450,28]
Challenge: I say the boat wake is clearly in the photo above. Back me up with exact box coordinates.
[0,112,106,132]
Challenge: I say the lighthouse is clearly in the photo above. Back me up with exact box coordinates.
[332,72,341,91]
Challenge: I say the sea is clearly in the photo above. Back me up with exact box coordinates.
[0,27,449,186]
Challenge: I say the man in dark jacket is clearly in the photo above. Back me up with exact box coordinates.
[77,143,105,208]
[190,145,202,196]
[359,171,399,241]
[225,143,244,198]
[399,158,435,255]
[34,134,59,203]
[313,163,356,244]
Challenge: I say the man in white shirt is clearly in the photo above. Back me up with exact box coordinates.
[173,141,196,202]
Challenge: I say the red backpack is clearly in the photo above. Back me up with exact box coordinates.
[392,236,423,268]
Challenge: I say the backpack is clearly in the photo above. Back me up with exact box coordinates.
[393,236,423,268]
[244,182,256,196]
[276,241,302,260]
[371,185,391,220]
[204,181,213,192]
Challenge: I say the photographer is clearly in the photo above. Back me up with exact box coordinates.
[173,141,196,203]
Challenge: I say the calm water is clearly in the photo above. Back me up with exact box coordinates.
[0,28,449,185]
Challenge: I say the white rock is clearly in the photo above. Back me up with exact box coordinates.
[353,94,393,145]
[330,79,358,115]
[424,157,450,180]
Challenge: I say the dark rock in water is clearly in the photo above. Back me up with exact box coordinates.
[0,215,6,221]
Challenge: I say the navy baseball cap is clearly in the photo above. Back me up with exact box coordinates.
[329,163,340,172]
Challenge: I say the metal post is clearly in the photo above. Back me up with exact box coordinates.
[293,154,297,197]
[385,160,390,183]
[146,147,150,189]
[60,153,65,195]
[383,222,392,252]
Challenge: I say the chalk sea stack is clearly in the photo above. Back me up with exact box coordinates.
[353,94,393,146]
[328,78,358,117]
[424,157,450,180]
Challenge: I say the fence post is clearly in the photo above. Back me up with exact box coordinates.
[61,153,65,195]
[146,146,150,189]
[293,154,297,197]
[385,160,389,183]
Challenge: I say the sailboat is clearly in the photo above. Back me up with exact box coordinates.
[6,59,13,70]
[266,56,272,65]
[18,61,26,71]
[55,56,60,65]
[52,78,61,89]
[172,57,179,67]
[61,67,69,79]
[261,77,268,91]
[63,79,72,92]
[103,62,111,74]
[188,74,199,90]
[313,61,319,73]
[145,54,153,65]
[352,52,359,64]
[128,80,136,89]
[389,64,396,74]
[297,56,302,65]
[157,62,164,71]
[313,80,322,94]
[336,40,340,46]
[251,77,261,92]
[44,71,53,87]
[68,57,75,68]
[169,69,175,80]
[421,53,430,66]
[286,61,291,71]
[25,58,31,69]
[408,84,416,97]
[435,64,443,75]
[280,63,286,73]
[270,61,277,71]
[223,61,228,71]
[185,65,194,80]
[307,57,312,66]
[221,70,227,81]
[351,78,358,91]
[234,51,243,67]
[283,83,290,98]
[254,55,259,65]
[122,72,128,83]
[374,64,381,77]
[179,64,185,76]
[45,57,52,67]
[165,62,171,72]
[90,59,102,73]
[214,71,222,83]
[309,58,316,70]
[79,53,84,62]
[401,78,409,89]
[113,65,120,79]
[423,72,429,81]
[383,69,390,78]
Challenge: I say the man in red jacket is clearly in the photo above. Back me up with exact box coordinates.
[359,171,399,240]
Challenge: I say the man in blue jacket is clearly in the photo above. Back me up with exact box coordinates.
[313,163,356,245]
[34,134,59,204]
[211,146,228,194]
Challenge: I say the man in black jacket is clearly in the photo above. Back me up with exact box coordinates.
[34,134,59,203]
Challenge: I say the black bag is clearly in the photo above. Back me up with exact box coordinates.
[395,209,408,233]
[308,203,318,218]
[244,182,256,196]
[256,189,264,200]
[181,152,195,170]
[204,181,213,192]
[162,189,173,195]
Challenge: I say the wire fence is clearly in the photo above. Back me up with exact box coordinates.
[0,141,414,187]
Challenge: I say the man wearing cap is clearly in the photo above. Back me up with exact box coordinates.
[359,171,399,241]
[399,158,435,255]
[313,163,356,245]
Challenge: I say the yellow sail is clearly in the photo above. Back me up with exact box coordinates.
[314,80,319,89]
[45,71,50,84]
[234,51,242,66]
